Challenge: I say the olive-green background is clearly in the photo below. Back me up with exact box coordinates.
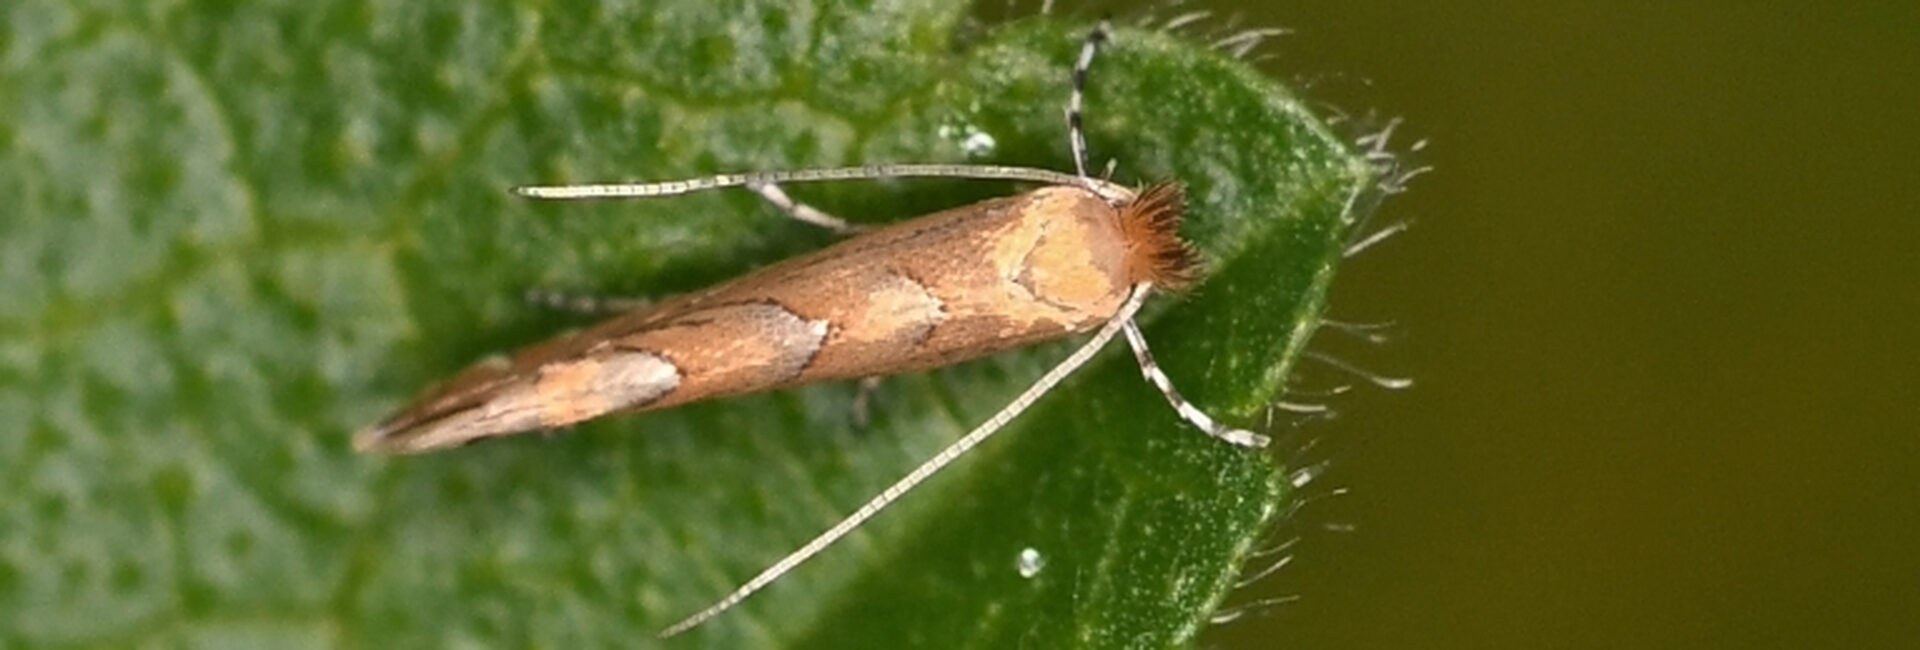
[1145,1,1917,648]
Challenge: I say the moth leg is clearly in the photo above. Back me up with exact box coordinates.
[849,376,885,429]
[523,288,653,315]
[745,179,870,235]
[1065,19,1112,179]
[1121,320,1270,448]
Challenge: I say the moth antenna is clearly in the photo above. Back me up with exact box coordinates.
[1067,20,1111,180]
[514,164,1135,204]
[657,283,1159,638]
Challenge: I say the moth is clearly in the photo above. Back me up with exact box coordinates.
[355,21,1266,636]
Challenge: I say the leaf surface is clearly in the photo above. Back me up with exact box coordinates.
[0,2,1371,648]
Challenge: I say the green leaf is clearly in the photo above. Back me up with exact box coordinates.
[0,1,1373,648]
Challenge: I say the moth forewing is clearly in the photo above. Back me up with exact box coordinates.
[354,182,1194,455]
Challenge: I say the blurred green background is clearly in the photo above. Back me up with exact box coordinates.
[1148,1,1918,649]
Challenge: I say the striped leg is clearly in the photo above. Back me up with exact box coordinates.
[1065,20,1112,179]
[1122,321,1270,448]
[745,180,868,234]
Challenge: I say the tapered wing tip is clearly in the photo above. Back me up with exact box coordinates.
[351,423,414,455]
[349,385,554,455]
[351,413,458,455]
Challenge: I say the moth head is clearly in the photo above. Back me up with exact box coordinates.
[1118,182,1202,291]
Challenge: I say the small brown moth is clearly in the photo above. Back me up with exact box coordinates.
[355,22,1266,636]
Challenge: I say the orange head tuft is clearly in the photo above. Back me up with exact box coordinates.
[1117,182,1202,290]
